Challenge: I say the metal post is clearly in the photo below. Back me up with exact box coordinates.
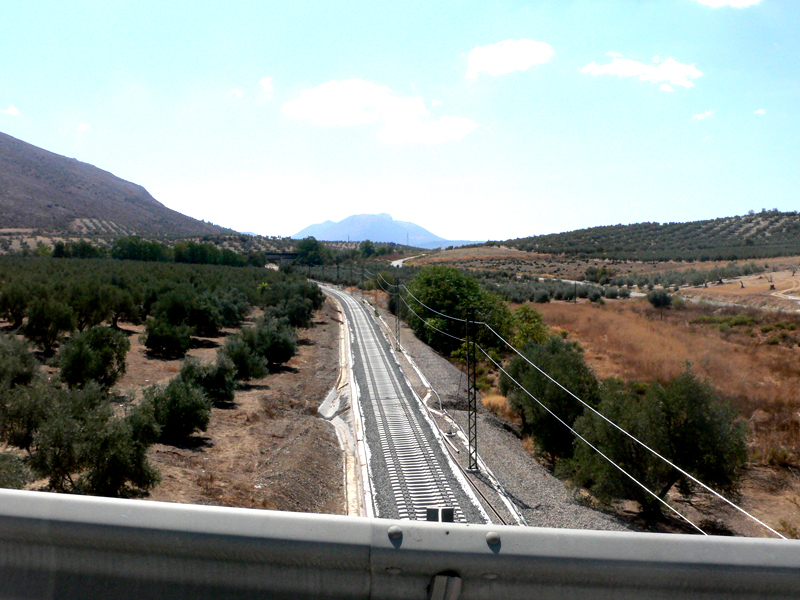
[466,307,478,471]
[394,277,400,351]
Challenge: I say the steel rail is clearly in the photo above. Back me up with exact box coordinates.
[326,287,472,522]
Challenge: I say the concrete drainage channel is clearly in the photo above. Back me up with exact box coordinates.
[320,285,487,524]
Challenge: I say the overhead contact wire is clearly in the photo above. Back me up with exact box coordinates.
[401,285,468,323]
[399,295,465,342]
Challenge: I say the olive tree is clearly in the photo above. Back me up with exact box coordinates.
[59,326,130,390]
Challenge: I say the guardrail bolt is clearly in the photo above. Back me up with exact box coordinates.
[486,531,501,547]
[388,525,403,541]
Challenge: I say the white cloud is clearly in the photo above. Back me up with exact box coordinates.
[0,104,20,116]
[606,51,622,58]
[660,84,675,92]
[692,110,715,120]
[229,88,244,99]
[466,39,554,79]
[755,108,766,115]
[377,116,478,145]
[282,79,477,144]
[431,99,443,107]
[691,0,762,7]
[258,77,274,100]
[77,123,91,131]
[582,55,702,90]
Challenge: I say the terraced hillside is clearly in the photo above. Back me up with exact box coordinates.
[504,210,800,261]
[0,131,229,236]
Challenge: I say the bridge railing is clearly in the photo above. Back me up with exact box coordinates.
[1,488,799,599]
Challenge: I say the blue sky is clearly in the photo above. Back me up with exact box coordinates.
[1,0,797,241]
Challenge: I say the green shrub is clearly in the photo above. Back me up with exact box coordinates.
[187,297,224,337]
[570,369,746,519]
[0,282,29,329]
[244,316,297,370]
[144,378,212,445]
[29,383,110,491]
[0,452,30,489]
[533,289,550,303]
[141,317,193,359]
[499,336,600,461]
[0,334,39,389]
[179,354,237,405]
[59,326,130,390]
[24,297,76,355]
[221,334,268,381]
[78,415,161,496]
[0,380,52,451]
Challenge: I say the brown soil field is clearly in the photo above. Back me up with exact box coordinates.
[139,299,344,513]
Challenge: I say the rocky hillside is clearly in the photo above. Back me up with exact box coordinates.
[0,131,229,236]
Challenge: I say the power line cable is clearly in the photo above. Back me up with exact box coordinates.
[401,285,468,323]
[480,322,786,539]
[477,344,707,536]
[399,296,465,343]
[377,272,398,289]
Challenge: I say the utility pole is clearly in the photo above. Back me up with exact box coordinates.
[394,277,400,351]
[465,307,478,471]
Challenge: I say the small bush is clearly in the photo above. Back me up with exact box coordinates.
[78,416,161,496]
[533,289,550,303]
[245,316,297,370]
[0,380,52,451]
[0,334,39,389]
[59,326,130,390]
[221,334,268,381]
[0,452,30,489]
[144,378,212,445]
[180,354,237,405]
[141,317,193,359]
[24,298,76,355]
[587,289,602,303]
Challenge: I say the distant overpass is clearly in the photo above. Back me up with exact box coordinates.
[1,488,799,599]
[263,252,298,264]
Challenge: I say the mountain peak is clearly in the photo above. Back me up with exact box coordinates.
[292,213,479,249]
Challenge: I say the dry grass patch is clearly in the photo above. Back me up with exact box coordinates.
[481,394,518,422]
[536,299,800,459]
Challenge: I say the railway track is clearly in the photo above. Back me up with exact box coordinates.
[324,286,481,523]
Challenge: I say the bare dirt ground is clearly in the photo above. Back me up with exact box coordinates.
[679,269,800,312]
[119,299,344,514]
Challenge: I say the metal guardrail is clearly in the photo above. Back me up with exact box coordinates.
[2,489,800,599]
